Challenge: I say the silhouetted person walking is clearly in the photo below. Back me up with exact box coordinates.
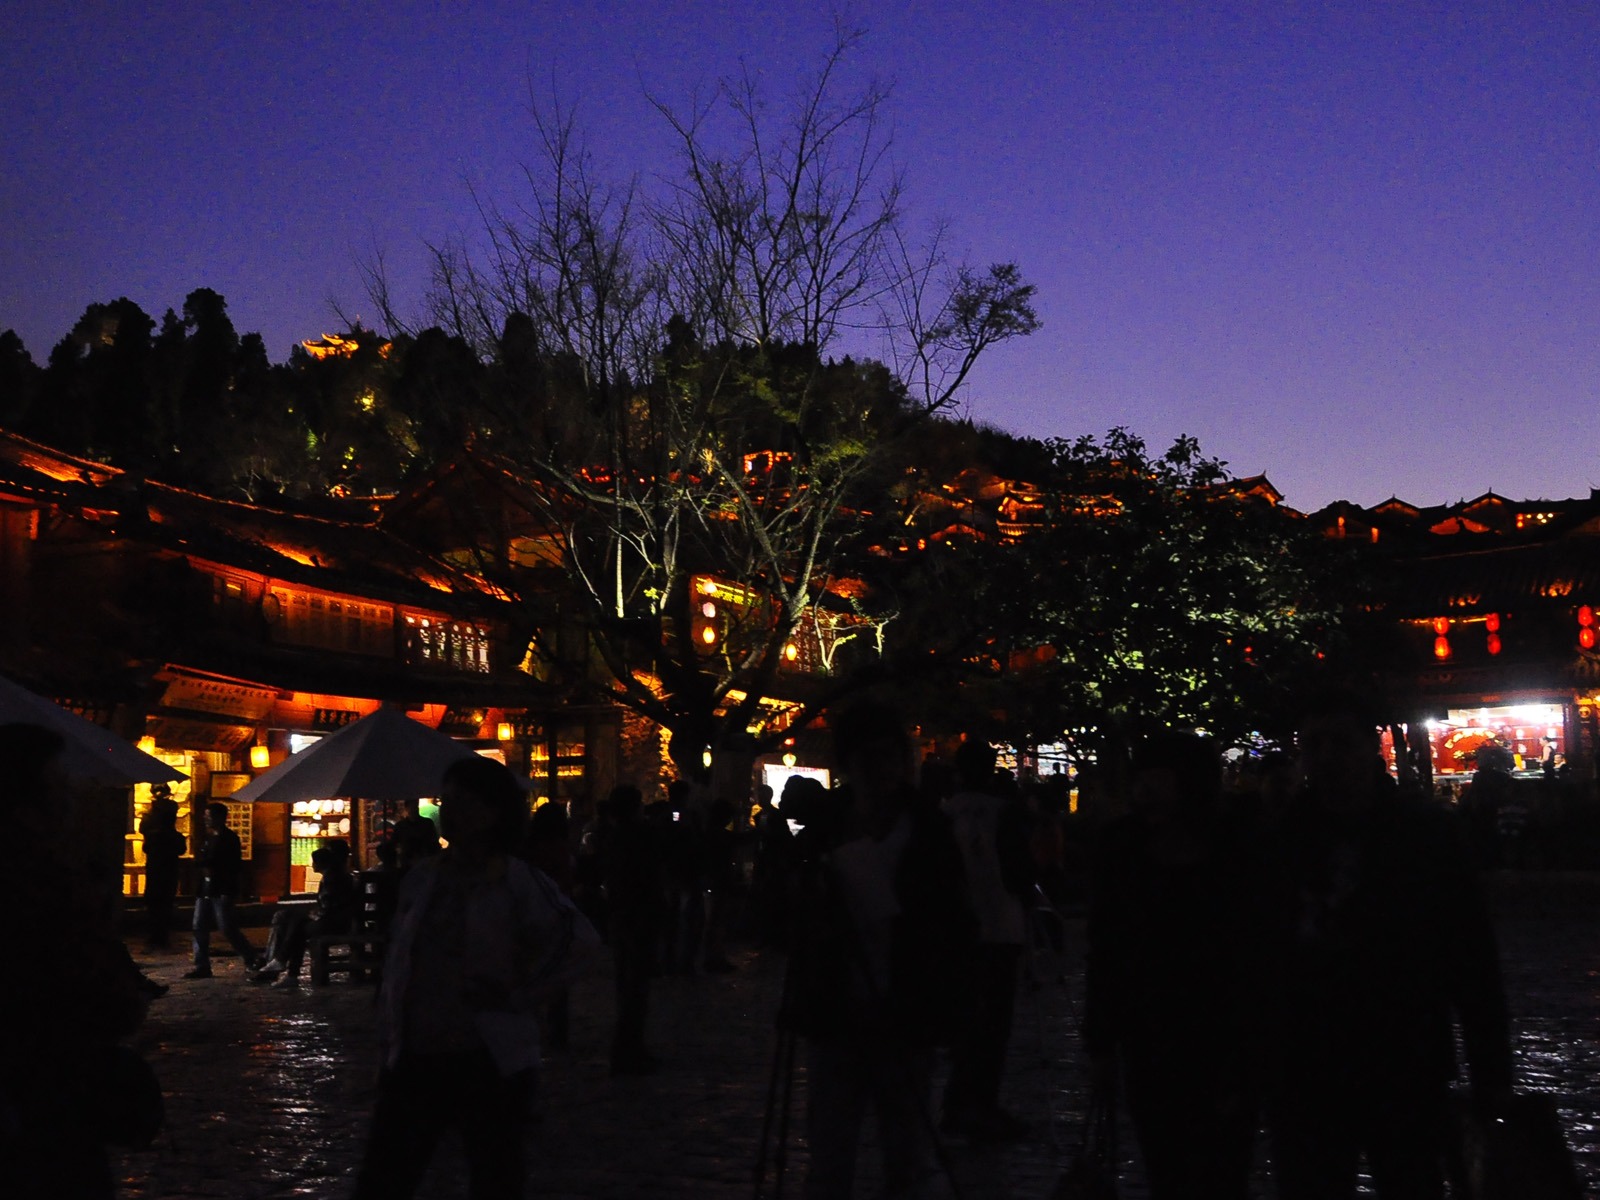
[700,796,740,972]
[139,784,184,950]
[1266,690,1513,1200]
[655,778,706,973]
[785,701,977,1199]
[1084,730,1266,1199]
[187,801,259,978]
[603,784,665,1075]
[940,738,1033,1142]
[520,802,577,1049]
[751,781,795,947]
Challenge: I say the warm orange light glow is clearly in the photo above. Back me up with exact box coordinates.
[1582,628,1597,650]
[1580,606,1595,628]
[1487,634,1502,656]
[300,332,392,360]
[138,735,156,754]
[497,722,513,741]
[1434,636,1451,660]
[701,626,717,645]
[249,744,270,770]
[701,601,717,619]
[265,541,317,567]
[783,643,798,661]
[1432,617,1449,636]
[1485,612,1501,633]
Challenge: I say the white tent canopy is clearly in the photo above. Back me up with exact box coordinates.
[0,673,186,786]
[231,704,483,805]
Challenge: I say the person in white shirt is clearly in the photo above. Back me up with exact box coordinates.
[352,756,595,1200]
[939,739,1033,1142]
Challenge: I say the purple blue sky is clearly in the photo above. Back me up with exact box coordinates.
[3,3,1596,512]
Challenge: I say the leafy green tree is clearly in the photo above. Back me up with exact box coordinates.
[899,429,1356,759]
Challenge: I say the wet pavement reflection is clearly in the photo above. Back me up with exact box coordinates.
[116,904,1600,1199]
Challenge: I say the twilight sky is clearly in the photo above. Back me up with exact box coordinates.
[3,2,1596,512]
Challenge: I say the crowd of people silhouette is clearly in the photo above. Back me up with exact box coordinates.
[0,682,1539,1199]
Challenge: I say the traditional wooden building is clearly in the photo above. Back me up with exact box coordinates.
[1309,490,1600,797]
[0,429,615,901]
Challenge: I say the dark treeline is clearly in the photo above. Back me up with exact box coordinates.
[0,290,534,503]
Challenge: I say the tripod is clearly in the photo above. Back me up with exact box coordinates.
[751,900,969,1200]
[752,957,802,1200]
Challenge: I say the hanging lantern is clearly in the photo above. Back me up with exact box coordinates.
[1432,617,1450,636]
[1485,612,1501,633]
[1433,636,1451,660]
[1486,633,1502,656]
[1580,606,1595,627]
[1582,628,1597,651]
[249,744,271,770]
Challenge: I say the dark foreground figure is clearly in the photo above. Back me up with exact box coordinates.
[352,756,595,1200]
[939,738,1034,1143]
[1266,691,1513,1199]
[1084,730,1266,1199]
[0,723,155,1199]
[783,701,977,1199]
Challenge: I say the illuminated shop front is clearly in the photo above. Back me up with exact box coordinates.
[253,705,521,890]
[126,755,195,898]
[501,710,612,817]
[1380,700,1571,787]
[289,797,355,891]
[124,670,271,897]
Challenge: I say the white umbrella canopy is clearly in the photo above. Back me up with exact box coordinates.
[231,704,482,805]
[0,672,187,786]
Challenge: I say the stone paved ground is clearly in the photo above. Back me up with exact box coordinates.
[116,905,1600,1199]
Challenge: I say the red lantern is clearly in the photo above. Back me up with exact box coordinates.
[1487,633,1502,656]
[1485,612,1501,633]
[1582,628,1597,651]
[1581,606,1595,628]
[1434,636,1451,660]
[1432,617,1450,636]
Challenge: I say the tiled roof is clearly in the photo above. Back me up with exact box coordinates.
[0,430,509,614]
[1379,537,1600,615]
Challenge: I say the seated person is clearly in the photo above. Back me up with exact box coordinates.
[251,839,360,987]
